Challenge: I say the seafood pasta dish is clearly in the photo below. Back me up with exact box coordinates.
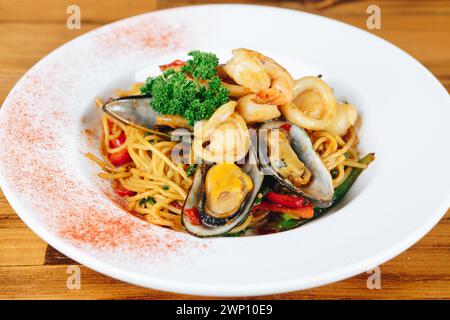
[87,48,374,237]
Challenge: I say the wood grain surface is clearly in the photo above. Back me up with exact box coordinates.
[0,0,449,300]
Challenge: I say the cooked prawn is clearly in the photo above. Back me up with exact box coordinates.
[224,48,294,105]
[237,94,281,124]
[221,82,253,98]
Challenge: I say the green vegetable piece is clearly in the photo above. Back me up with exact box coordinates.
[224,229,246,237]
[315,153,375,216]
[162,185,169,190]
[275,218,301,231]
[187,164,198,177]
[281,213,295,221]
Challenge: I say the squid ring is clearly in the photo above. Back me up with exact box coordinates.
[280,76,337,131]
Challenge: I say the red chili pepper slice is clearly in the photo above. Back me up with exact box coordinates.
[253,202,314,219]
[171,201,183,210]
[114,183,136,197]
[265,191,306,208]
[280,123,292,132]
[159,59,187,72]
[107,119,114,130]
[109,131,127,148]
[109,148,132,166]
[184,207,201,225]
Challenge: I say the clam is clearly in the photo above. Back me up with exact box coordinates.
[258,121,333,208]
[182,148,264,237]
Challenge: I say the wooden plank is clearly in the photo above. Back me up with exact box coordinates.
[1,244,449,300]
[0,22,101,103]
[0,0,158,23]
[0,209,447,299]
[0,228,47,266]
[44,246,78,266]
[0,189,26,228]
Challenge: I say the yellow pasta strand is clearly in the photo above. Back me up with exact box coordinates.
[87,114,192,231]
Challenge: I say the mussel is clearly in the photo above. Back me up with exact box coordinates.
[258,121,333,208]
[102,94,191,138]
[182,148,264,237]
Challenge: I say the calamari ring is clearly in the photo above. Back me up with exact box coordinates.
[280,76,337,131]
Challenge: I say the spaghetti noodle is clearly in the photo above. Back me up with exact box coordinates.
[87,98,192,230]
[310,127,367,187]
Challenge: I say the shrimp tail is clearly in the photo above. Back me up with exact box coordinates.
[256,88,283,105]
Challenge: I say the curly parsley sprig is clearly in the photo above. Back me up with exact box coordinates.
[140,51,230,126]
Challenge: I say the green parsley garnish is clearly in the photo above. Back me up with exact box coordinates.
[183,50,219,80]
[162,185,169,191]
[141,51,230,126]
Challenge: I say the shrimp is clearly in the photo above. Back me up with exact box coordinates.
[223,48,294,105]
[237,94,281,124]
[217,64,253,98]
[221,82,253,98]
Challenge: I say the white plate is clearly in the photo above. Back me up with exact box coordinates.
[0,5,449,296]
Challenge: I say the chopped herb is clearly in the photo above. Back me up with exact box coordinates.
[139,196,156,206]
[187,164,198,177]
[162,185,169,190]
[253,187,271,206]
[331,168,339,178]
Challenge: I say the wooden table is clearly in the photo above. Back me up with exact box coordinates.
[0,0,449,299]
